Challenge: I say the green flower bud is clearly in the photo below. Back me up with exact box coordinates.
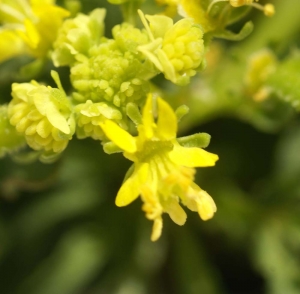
[52,8,106,67]
[71,39,151,107]
[138,11,205,86]
[245,48,277,101]
[8,81,75,154]
[112,23,149,53]
[0,105,26,157]
[75,100,122,140]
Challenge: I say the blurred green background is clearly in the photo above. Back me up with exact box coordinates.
[1,0,300,293]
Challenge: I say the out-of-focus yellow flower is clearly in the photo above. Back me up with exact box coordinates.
[0,0,69,62]
[100,94,218,241]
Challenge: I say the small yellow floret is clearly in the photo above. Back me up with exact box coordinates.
[100,94,218,241]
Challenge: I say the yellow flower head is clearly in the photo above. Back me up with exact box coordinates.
[100,94,218,241]
[0,0,70,62]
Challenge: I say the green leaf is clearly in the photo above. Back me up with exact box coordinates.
[214,21,254,41]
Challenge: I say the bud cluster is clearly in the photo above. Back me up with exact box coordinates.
[8,81,75,156]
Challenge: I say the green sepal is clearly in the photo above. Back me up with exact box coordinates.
[266,55,300,111]
[126,102,142,126]
[213,21,253,41]
[39,151,62,164]
[123,163,135,183]
[102,141,124,154]
[175,105,189,123]
[0,105,26,158]
[226,6,252,26]
[177,133,211,148]
[51,70,66,96]
[17,58,45,80]
[10,150,41,164]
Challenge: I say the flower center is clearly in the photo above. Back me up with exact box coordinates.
[137,140,173,162]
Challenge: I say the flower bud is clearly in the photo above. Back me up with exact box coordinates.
[71,39,151,107]
[52,8,106,66]
[138,11,205,86]
[8,81,75,155]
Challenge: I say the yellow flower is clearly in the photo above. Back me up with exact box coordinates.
[0,0,69,62]
[100,94,218,241]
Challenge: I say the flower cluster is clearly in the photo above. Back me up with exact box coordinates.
[1,0,278,240]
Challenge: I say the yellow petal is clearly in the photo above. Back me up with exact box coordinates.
[169,143,219,167]
[116,163,149,207]
[31,0,55,5]
[23,18,40,49]
[157,97,177,140]
[100,120,137,153]
[151,217,163,242]
[166,199,187,226]
[141,94,154,139]
[196,190,217,221]
[0,30,27,62]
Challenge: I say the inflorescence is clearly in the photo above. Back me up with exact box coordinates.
[0,0,275,240]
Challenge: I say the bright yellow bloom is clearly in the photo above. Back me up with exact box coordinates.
[100,94,218,241]
[0,0,69,62]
